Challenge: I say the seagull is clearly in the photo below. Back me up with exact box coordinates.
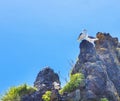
[77,29,98,47]
[77,29,88,41]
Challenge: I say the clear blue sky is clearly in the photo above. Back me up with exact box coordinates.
[0,0,120,94]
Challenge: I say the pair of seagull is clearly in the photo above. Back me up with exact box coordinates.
[77,29,98,46]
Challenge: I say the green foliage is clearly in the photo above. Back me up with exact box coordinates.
[101,98,108,101]
[42,91,51,101]
[59,73,84,94]
[1,84,37,101]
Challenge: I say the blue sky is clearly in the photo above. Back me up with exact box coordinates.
[0,0,120,94]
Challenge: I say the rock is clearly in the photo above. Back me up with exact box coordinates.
[34,67,60,91]
[22,32,120,101]
[51,89,62,101]
[116,48,120,62]
[75,89,81,101]
[71,33,120,101]
[22,90,43,101]
[64,89,81,101]
[79,40,97,63]
[22,67,60,101]
[85,90,97,101]
[51,89,59,101]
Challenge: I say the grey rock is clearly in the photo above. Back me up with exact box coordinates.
[75,89,81,101]
[85,90,97,101]
[64,89,81,101]
[22,33,120,101]
[22,67,60,101]
[34,67,60,91]
[71,33,120,101]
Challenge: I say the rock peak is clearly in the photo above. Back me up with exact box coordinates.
[96,32,119,48]
[22,67,61,101]
[79,40,97,63]
[34,67,60,91]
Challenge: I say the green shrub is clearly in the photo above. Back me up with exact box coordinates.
[42,91,51,101]
[59,73,84,94]
[101,98,108,101]
[1,84,37,101]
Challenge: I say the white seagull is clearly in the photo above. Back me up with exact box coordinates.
[77,29,88,41]
[77,29,98,46]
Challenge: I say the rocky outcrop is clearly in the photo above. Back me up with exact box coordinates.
[34,67,60,91]
[22,67,61,101]
[22,32,120,101]
[71,33,120,101]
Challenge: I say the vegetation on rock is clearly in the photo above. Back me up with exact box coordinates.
[1,84,36,101]
[59,73,84,94]
[42,91,51,101]
[101,98,108,101]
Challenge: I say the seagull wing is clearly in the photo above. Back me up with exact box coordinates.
[78,33,87,41]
